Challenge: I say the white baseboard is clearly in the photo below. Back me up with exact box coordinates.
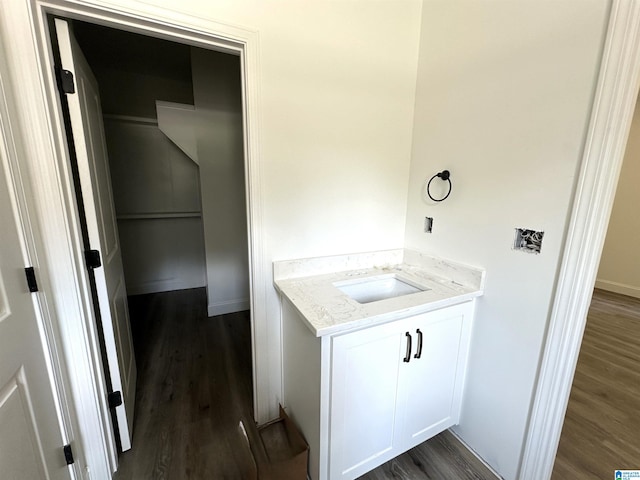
[594,279,640,299]
[127,279,205,296]
[208,298,250,317]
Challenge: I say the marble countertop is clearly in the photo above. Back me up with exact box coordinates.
[274,249,486,337]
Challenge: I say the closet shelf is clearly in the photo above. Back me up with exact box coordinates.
[117,212,202,220]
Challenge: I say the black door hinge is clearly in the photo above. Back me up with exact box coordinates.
[63,444,74,465]
[56,67,75,94]
[25,267,38,293]
[108,391,123,409]
[85,250,102,269]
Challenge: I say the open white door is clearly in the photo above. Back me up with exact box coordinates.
[55,18,137,451]
[0,118,74,478]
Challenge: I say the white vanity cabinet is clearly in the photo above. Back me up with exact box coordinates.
[281,298,475,480]
[329,317,404,479]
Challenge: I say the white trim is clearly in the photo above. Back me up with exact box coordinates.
[125,281,205,297]
[103,114,158,125]
[594,279,640,299]
[0,1,270,478]
[237,21,271,424]
[0,44,82,480]
[0,1,118,476]
[116,212,202,220]
[208,298,251,317]
[40,0,270,422]
[519,1,640,479]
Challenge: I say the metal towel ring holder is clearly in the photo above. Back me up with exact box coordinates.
[426,170,452,202]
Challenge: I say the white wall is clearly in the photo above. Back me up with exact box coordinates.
[139,0,422,259]
[75,24,207,296]
[191,48,250,316]
[104,118,206,295]
[73,21,194,119]
[90,28,250,309]
[596,93,640,298]
[133,0,423,416]
[404,2,609,479]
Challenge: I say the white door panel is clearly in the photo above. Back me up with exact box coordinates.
[0,111,72,478]
[329,322,405,479]
[399,313,462,447]
[55,18,137,451]
[0,369,51,480]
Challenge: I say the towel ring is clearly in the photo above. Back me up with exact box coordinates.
[426,170,452,202]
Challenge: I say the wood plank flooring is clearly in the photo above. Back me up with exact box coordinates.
[359,431,498,480]
[114,288,255,479]
[114,288,499,480]
[552,289,640,479]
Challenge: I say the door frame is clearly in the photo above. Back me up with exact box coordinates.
[0,35,83,480]
[0,1,268,477]
[520,1,640,478]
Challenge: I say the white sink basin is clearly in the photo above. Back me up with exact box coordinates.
[334,274,428,304]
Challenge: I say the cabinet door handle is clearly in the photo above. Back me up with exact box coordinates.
[414,328,423,359]
[403,332,412,363]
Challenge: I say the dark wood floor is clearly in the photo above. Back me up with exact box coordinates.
[552,289,640,479]
[114,288,499,480]
[359,430,498,480]
[114,288,255,479]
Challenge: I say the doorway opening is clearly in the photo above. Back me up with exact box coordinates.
[551,88,640,479]
[49,16,256,476]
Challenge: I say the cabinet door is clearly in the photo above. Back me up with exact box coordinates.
[329,320,407,480]
[398,302,473,450]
